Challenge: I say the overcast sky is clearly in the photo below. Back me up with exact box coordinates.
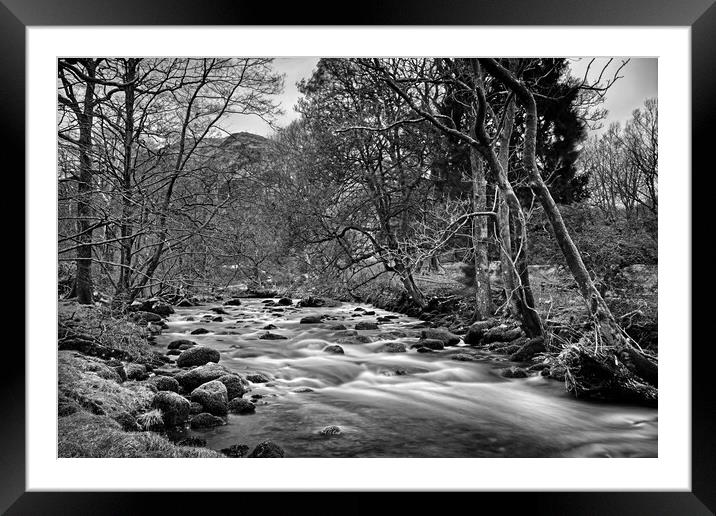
[224,57,657,137]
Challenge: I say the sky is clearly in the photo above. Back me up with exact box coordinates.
[224,57,657,137]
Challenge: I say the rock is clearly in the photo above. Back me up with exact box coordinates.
[502,366,529,378]
[151,391,190,427]
[292,387,314,393]
[176,346,220,368]
[412,339,444,350]
[190,412,225,428]
[355,322,378,330]
[363,311,376,316]
[175,363,231,391]
[452,353,478,362]
[353,307,365,312]
[337,335,373,345]
[189,402,203,415]
[483,325,525,344]
[223,298,243,306]
[152,367,181,377]
[319,425,342,436]
[104,359,127,382]
[464,319,501,345]
[167,349,181,356]
[323,345,344,354]
[131,311,163,323]
[149,375,180,392]
[421,327,461,346]
[185,316,196,321]
[262,324,278,330]
[190,328,210,335]
[297,296,340,308]
[212,316,224,322]
[248,440,285,458]
[381,342,406,353]
[415,347,435,353]
[124,363,149,381]
[228,398,256,414]
[509,337,546,362]
[542,364,566,381]
[190,380,228,416]
[177,298,194,307]
[168,339,197,350]
[221,444,250,457]
[277,298,293,306]
[259,332,287,340]
[246,373,271,383]
[151,302,175,317]
[210,307,229,315]
[218,374,249,400]
[177,437,207,447]
[300,316,323,324]
[327,324,347,331]
[335,330,358,337]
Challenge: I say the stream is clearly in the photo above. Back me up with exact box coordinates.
[158,298,657,458]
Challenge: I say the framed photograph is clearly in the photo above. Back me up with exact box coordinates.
[8,0,711,512]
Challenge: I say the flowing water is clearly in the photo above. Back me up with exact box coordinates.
[159,299,657,458]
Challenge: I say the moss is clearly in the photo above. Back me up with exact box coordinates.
[58,412,223,458]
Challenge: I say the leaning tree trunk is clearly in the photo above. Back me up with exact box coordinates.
[468,143,493,320]
[481,58,657,391]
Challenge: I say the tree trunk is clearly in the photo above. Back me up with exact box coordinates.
[468,145,493,319]
[496,97,521,318]
[74,61,98,305]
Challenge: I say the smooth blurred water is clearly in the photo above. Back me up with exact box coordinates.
[159,299,657,458]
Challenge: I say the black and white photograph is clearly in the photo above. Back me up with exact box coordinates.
[57,56,659,458]
[55,55,661,460]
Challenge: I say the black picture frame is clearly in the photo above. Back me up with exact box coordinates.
[6,1,711,513]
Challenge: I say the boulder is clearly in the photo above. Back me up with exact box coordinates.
[355,322,378,330]
[167,349,181,356]
[381,342,406,353]
[483,325,525,345]
[299,315,323,324]
[246,372,271,383]
[262,324,278,330]
[151,391,190,427]
[212,316,224,322]
[297,297,340,308]
[189,402,203,415]
[353,307,365,312]
[277,298,293,306]
[412,339,444,351]
[221,444,250,457]
[319,425,342,436]
[190,380,228,416]
[149,375,180,392]
[210,307,229,315]
[502,366,529,378]
[228,398,256,414]
[176,346,220,368]
[168,339,197,350]
[190,328,210,335]
[217,374,248,400]
[177,298,194,307]
[113,411,139,432]
[464,319,501,345]
[248,440,285,458]
[190,412,225,428]
[509,337,546,362]
[259,332,287,340]
[421,327,461,346]
[292,387,314,393]
[223,298,243,306]
[151,302,175,317]
[452,353,478,362]
[327,324,347,331]
[415,346,435,353]
[175,363,231,391]
[323,345,344,354]
[124,363,149,381]
[131,311,163,323]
